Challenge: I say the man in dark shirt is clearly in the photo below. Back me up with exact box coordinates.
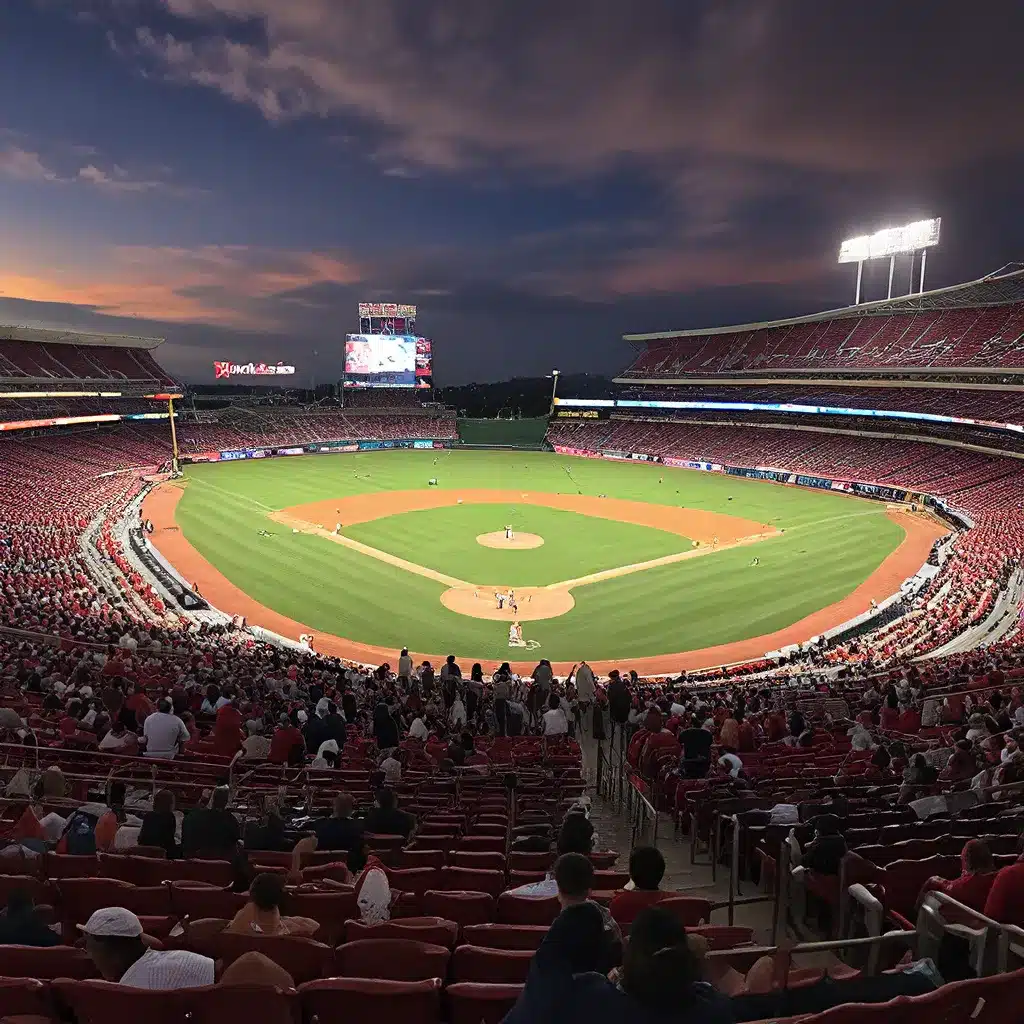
[313,793,363,853]
[0,890,59,947]
[181,786,240,858]
[363,788,415,839]
[678,725,714,778]
[801,814,848,875]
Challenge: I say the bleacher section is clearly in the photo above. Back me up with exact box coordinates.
[619,270,1024,378]
[0,328,176,392]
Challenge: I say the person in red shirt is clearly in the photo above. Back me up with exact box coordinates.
[268,714,305,765]
[212,700,244,757]
[608,846,668,927]
[983,835,1024,926]
[765,711,787,742]
[896,704,921,734]
[918,840,997,913]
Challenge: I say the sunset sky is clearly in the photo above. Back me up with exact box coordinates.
[3,1,1024,384]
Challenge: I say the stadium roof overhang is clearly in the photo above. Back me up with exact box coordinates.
[0,325,165,349]
[622,263,1024,344]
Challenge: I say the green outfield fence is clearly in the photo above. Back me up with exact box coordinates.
[456,416,550,449]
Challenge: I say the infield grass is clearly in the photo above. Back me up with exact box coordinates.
[176,449,906,661]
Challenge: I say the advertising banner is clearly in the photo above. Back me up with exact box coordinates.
[552,446,602,458]
[275,447,305,456]
[661,458,722,472]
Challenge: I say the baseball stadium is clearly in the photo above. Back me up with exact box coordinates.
[4,266,1024,1013]
[4,269,1024,675]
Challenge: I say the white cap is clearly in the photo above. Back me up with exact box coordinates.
[80,907,143,938]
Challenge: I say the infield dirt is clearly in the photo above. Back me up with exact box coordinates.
[143,482,944,674]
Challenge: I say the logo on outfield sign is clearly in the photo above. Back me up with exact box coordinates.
[214,361,296,379]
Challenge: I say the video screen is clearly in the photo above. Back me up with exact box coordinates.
[344,334,432,388]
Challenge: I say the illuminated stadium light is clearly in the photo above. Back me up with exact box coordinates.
[838,217,940,304]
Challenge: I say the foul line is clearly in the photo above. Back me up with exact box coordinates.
[269,511,470,588]
[270,510,777,597]
[549,531,775,590]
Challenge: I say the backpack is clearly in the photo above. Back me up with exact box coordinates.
[59,809,102,855]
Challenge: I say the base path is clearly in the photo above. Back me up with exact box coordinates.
[142,484,945,676]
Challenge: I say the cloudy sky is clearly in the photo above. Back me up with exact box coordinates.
[2,1,1023,385]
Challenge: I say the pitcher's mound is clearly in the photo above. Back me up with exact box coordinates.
[477,531,544,550]
[441,585,573,621]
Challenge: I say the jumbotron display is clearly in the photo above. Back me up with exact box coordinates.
[344,334,432,388]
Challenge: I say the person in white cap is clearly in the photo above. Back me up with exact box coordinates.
[81,907,215,989]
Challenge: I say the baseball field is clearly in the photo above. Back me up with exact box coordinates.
[142,449,945,672]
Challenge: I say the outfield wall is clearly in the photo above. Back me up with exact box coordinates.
[180,437,453,464]
[457,417,549,448]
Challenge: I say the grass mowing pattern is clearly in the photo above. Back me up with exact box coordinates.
[176,450,905,661]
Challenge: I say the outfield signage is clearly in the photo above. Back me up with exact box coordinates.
[184,438,452,464]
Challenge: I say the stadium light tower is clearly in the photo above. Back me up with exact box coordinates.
[838,218,941,304]
[548,369,561,415]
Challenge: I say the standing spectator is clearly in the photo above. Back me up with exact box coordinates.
[575,661,595,734]
[397,648,413,682]
[492,665,511,737]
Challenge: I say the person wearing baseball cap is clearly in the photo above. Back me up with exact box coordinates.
[81,908,215,989]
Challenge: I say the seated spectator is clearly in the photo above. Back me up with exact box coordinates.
[311,740,339,769]
[226,872,319,937]
[799,815,848,876]
[244,797,291,853]
[918,839,997,913]
[609,846,667,923]
[505,904,729,1024]
[268,713,305,765]
[181,786,240,859]
[142,699,189,760]
[0,889,58,947]
[363,788,415,839]
[239,719,270,760]
[312,793,363,854]
[82,907,216,989]
[543,693,569,736]
[983,834,1024,926]
[99,720,133,752]
[137,789,179,859]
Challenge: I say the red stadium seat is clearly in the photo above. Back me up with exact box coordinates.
[299,978,442,1024]
[335,938,451,981]
[0,944,97,980]
[438,867,505,898]
[462,923,549,950]
[452,944,534,983]
[421,891,496,928]
[344,917,459,948]
[446,982,523,1024]
[496,893,561,925]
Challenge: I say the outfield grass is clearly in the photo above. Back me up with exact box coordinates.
[175,450,906,661]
